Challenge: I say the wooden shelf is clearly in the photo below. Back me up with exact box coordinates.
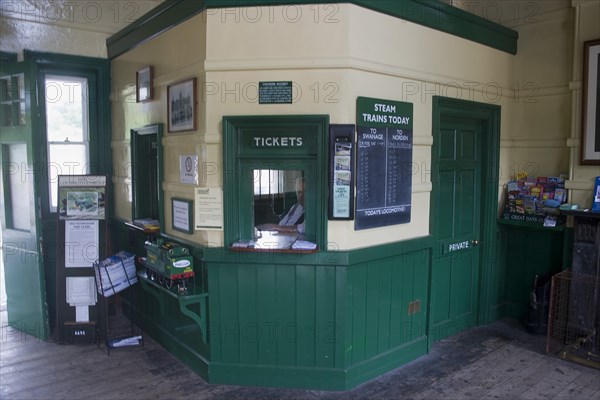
[137,271,208,344]
[497,217,565,231]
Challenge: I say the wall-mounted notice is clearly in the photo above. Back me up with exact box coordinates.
[195,187,223,230]
[65,220,99,268]
[58,175,106,220]
[355,96,413,230]
[259,81,293,104]
[180,155,199,184]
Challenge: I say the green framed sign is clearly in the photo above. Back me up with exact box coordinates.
[172,198,193,234]
[355,96,413,230]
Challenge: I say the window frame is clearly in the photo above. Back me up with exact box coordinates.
[44,74,90,212]
[222,115,329,250]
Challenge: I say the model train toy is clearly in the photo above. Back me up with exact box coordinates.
[143,238,194,292]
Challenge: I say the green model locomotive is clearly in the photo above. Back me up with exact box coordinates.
[143,238,194,290]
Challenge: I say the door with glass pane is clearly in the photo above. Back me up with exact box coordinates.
[0,61,49,340]
[38,73,93,342]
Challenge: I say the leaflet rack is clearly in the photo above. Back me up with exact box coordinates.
[93,252,143,354]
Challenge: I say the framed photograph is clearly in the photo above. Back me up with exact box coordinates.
[581,39,600,165]
[168,78,197,133]
[136,66,153,103]
[172,198,193,234]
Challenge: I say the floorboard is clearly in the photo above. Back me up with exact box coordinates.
[1,312,598,400]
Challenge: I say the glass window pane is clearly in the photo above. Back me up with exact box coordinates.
[254,169,304,231]
[7,143,32,230]
[45,77,87,142]
[48,144,88,209]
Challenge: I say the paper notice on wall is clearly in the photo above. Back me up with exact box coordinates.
[65,220,99,268]
[194,187,223,230]
[75,306,90,322]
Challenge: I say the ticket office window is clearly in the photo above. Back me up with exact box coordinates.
[223,115,329,250]
[238,161,316,247]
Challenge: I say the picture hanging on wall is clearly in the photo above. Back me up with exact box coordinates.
[136,66,153,103]
[581,39,600,165]
[167,77,197,133]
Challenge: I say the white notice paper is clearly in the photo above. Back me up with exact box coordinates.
[195,187,223,230]
[75,306,90,322]
[65,220,99,268]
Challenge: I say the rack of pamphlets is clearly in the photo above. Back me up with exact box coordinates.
[93,251,143,354]
[501,173,568,228]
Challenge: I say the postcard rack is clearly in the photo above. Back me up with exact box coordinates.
[93,251,143,354]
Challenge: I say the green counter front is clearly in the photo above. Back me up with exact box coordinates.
[497,218,568,320]
[115,217,572,390]
[203,237,432,390]
[114,218,434,390]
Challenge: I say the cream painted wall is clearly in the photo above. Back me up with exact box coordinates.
[567,0,600,208]
[111,12,209,243]
[108,2,595,250]
[200,4,515,250]
[505,6,573,188]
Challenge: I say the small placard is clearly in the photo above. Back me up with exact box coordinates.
[195,187,223,230]
[180,155,199,185]
[172,198,193,234]
[259,81,292,104]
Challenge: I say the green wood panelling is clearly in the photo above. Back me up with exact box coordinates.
[116,213,560,390]
[106,0,518,59]
[205,236,432,389]
[497,220,565,319]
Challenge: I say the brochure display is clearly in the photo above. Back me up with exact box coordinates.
[501,173,569,227]
[93,250,143,353]
[56,175,107,344]
[94,251,138,297]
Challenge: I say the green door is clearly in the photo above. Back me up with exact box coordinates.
[430,116,483,342]
[0,61,49,339]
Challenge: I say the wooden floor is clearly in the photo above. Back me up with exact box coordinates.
[1,311,599,400]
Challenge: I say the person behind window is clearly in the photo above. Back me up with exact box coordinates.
[258,177,305,234]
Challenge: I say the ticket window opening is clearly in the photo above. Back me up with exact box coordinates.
[253,169,306,239]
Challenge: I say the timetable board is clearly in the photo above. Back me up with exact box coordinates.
[355,97,413,230]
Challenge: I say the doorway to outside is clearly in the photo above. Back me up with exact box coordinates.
[429,97,501,344]
[1,53,110,340]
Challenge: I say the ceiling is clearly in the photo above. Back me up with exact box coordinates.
[0,0,572,37]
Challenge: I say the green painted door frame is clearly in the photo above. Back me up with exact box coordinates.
[8,51,112,341]
[430,96,501,347]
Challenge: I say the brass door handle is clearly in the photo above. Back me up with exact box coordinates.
[472,239,479,246]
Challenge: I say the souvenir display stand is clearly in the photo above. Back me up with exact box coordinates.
[93,251,143,354]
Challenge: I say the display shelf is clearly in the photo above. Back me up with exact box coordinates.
[137,269,208,344]
[497,217,565,231]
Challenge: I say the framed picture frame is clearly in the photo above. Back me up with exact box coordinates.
[136,66,153,103]
[172,198,193,234]
[581,39,600,165]
[168,77,197,133]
